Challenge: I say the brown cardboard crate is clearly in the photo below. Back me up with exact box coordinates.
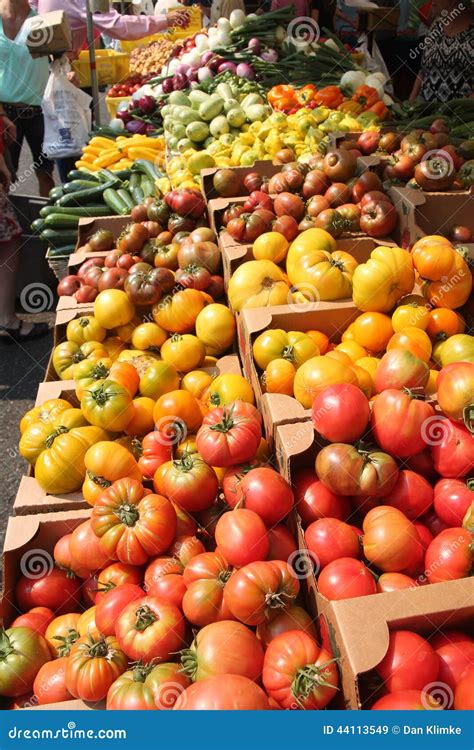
[56,294,94,313]
[75,215,131,252]
[237,302,360,445]
[67,250,107,274]
[389,185,474,247]
[274,419,474,709]
[13,476,90,516]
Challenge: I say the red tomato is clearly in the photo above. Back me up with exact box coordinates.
[196,402,262,468]
[147,574,186,609]
[12,607,54,635]
[371,389,435,458]
[221,462,258,508]
[115,596,185,662]
[54,534,89,578]
[15,568,81,615]
[430,419,474,478]
[267,525,297,561]
[294,470,351,526]
[179,620,264,682]
[432,637,474,693]
[154,455,218,513]
[424,528,472,583]
[215,509,269,567]
[375,349,429,393]
[95,584,144,636]
[33,657,73,705]
[371,690,442,710]
[182,551,233,627]
[69,520,111,572]
[256,606,318,649]
[312,384,370,442]
[138,431,173,479]
[376,573,416,593]
[419,509,448,538]
[238,468,294,526]
[375,630,439,693]
[437,362,474,424]
[401,521,434,578]
[434,478,473,526]
[318,558,377,600]
[96,563,144,602]
[66,635,128,702]
[363,506,420,573]
[263,631,338,709]
[168,535,206,567]
[454,664,474,709]
[174,674,270,710]
[381,469,434,519]
[305,518,360,569]
[405,448,437,481]
[224,560,299,626]
[144,557,183,593]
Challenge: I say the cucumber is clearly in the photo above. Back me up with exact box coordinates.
[63,179,101,193]
[140,175,155,198]
[129,172,141,190]
[117,188,135,213]
[57,180,119,207]
[103,188,128,215]
[44,213,81,228]
[31,218,45,234]
[40,228,78,247]
[97,168,130,183]
[67,169,101,182]
[40,205,107,218]
[49,186,64,201]
[47,244,76,258]
[130,185,145,204]
[134,159,161,181]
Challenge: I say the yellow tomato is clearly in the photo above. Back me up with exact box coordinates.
[124,397,156,437]
[264,358,296,396]
[293,356,358,408]
[102,337,126,360]
[161,334,206,373]
[175,435,198,457]
[335,340,367,363]
[287,247,358,301]
[306,330,329,354]
[355,356,380,391]
[253,329,319,370]
[115,317,142,344]
[77,607,101,639]
[425,370,439,396]
[325,350,353,366]
[94,289,135,329]
[20,398,72,435]
[253,232,289,263]
[387,326,432,363]
[82,440,142,505]
[195,304,236,356]
[181,370,213,401]
[131,322,168,351]
[352,312,394,353]
[352,246,415,312]
[341,322,356,341]
[139,360,180,399]
[392,303,430,332]
[66,316,106,345]
[207,373,254,407]
[228,260,290,312]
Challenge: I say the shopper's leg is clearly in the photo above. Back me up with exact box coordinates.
[56,156,80,184]
[0,238,19,328]
[24,110,55,197]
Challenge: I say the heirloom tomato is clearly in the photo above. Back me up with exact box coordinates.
[0,627,51,697]
[182,551,233,627]
[66,635,128,702]
[224,561,299,626]
[115,596,184,662]
[215,509,269,567]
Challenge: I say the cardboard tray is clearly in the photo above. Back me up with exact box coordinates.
[237,302,360,445]
[274,419,474,709]
[75,215,131,252]
[389,185,474,247]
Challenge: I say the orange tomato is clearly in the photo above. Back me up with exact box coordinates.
[102,337,126,361]
[392,303,430,332]
[45,613,81,657]
[124,397,156,437]
[352,312,394,353]
[411,236,454,280]
[351,364,373,398]
[153,390,204,438]
[425,370,439,395]
[341,322,356,341]
[115,317,142,344]
[252,232,289,263]
[181,370,213,401]
[152,289,206,334]
[82,440,142,506]
[256,437,270,464]
[421,252,472,309]
[139,360,180,400]
[387,326,432,363]
[355,356,380,392]
[77,607,101,639]
[293,356,358,408]
[426,308,465,340]
[109,361,140,397]
[325,350,353,366]
[131,322,168,350]
[306,330,329,354]
[264,358,296,396]
[335,340,367,363]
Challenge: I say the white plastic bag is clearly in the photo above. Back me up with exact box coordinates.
[355,32,393,94]
[42,57,92,159]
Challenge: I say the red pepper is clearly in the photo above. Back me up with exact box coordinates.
[352,85,380,109]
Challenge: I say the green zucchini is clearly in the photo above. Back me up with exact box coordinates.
[130,185,145,204]
[57,180,119,208]
[97,168,130,183]
[40,205,107,218]
[67,169,101,182]
[140,174,155,198]
[63,179,100,193]
[44,214,81,229]
[49,186,64,201]
[40,228,78,247]
[103,188,128,215]
[129,172,141,190]
[117,189,135,213]
[31,218,45,234]
[134,159,161,181]
[47,244,76,258]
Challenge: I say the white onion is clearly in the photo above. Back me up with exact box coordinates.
[168,58,180,73]
[208,26,218,37]
[216,30,230,46]
[217,17,231,33]
[229,9,246,28]
[195,33,209,52]
[197,67,213,82]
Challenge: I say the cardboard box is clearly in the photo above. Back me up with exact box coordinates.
[275,419,474,709]
[75,216,131,252]
[26,11,71,57]
[238,303,360,444]
[13,475,89,516]
[67,250,107,274]
[389,185,474,247]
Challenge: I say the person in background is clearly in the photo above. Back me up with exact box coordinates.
[409,0,474,102]
[30,0,190,57]
[0,115,49,341]
[333,0,358,46]
[209,0,244,25]
[0,0,54,197]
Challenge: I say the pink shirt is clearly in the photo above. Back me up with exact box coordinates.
[30,0,168,55]
[270,0,309,17]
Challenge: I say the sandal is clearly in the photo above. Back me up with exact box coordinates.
[0,320,50,343]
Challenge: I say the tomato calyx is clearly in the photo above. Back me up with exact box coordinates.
[401,386,428,401]
[128,437,143,459]
[83,635,114,659]
[463,405,474,434]
[291,658,339,707]
[262,276,276,290]
[45,425,69,448]
[134,605,158,632]
[170,333,183,343]
[89,384,112,407]
[72,351,86,364]
[0,629,15,659]
[116,503,140,527]
[94,580,117,595]
[264,590,293,611]
[53,628,80,657]
[130,661,155,683]
[179,647,199,680]
[87,470,112,489]
[90,362,111,380]
[466,478,474,491]
[78,318,90,329]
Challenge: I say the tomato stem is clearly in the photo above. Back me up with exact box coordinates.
[264,591,293,610]
[78,318,89,328]
[72,351,86,364]
[116,503,140,527]
[53,628,80,657]
[91,362,110,380]
[291,658,339,707]
[86,636,111,659]
[134,605,158,631]
[0,629,14,659]
[87,470,112,489]
[178,648,198,680]
[45,425,69,449]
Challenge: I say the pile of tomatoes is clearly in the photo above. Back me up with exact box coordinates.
[107,75,151,98]
[214,149,399,241]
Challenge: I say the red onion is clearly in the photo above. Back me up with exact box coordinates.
[200,50,214,65]
[236,63,255,80]
[173,73,187,90]
[209,56,225,71]
[175,63,190,76]
[187,68,198,83]
[218,62,236,74]
[115,109,132,123]
[162,77,174,94]
[126,120,147,134]
[261,48,278,62]
[138,95,156,114]
[247,37,261,54]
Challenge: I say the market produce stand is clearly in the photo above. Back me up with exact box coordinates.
[1,7,473,715]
